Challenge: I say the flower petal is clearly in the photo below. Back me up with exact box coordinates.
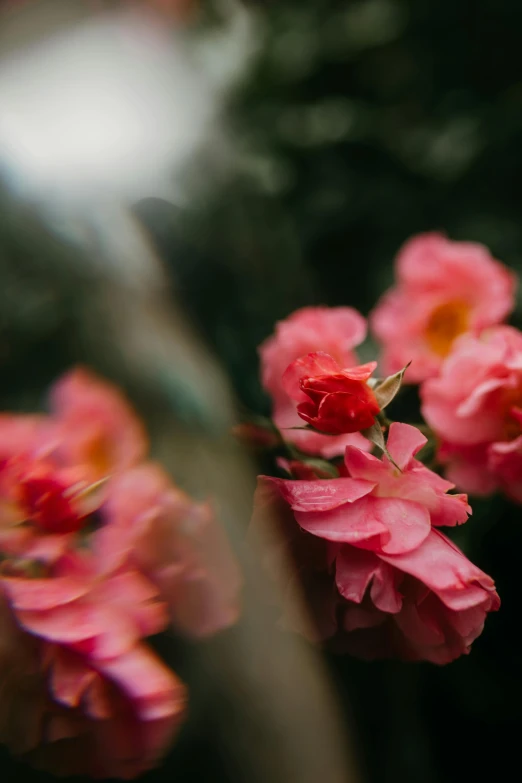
[344,446,389,483]
[295,496,388,546]
[380,529,500,611]
[263,476,375,513]
[1,573,93,611]
[386,422,427,469]
[335,547,380,603]
[367,496,431,554]
[282,352,341,401]
[341,362,378,382]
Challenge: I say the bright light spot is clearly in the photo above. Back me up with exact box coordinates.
[0,11,218,204]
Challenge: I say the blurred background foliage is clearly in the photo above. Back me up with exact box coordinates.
[2,0,522,781]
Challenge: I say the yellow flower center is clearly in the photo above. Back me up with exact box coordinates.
[83,431,113,478]
[425,300,470,357]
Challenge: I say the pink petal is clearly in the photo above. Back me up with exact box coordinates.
[341,361,377,381]
[369,561,403,613]
[295,496,388,546]
[49,367,148,477]
[386,422,427,469]
[344,446,389,483]
[429,491,471,527]
[18,602,138,659]
[97,646,187,719]
[380,529,499,611]
[366,496,431,555]
[297,494,431,554]
[456,377,508,417]
[264,476,375,512]
[335,547,380,603]
[0,414,48,461]
[301,491,429,555]
[0,573,93,611]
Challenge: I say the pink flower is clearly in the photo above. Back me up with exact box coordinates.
[0,369,147,533]
[252,428,498,663]
[282,352,380,434]
[0,588,185,779]
[259,306,370,457]
[265,423,471,554]
[370,233,516,382]
[334,530,499,663]
[264,423,470,557]
[49,368,147,482]
[421,325,522,502]
[35,644,185,780]
[1,554,169,660]
[0,543,184,778]
[0,583,185,779]
[98,463,242,638]
[0,367,242,776]
[0,541,184,777]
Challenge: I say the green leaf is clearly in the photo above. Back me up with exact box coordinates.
[373,362,411,410]
[362,420,386,451]
[361,421,402,472]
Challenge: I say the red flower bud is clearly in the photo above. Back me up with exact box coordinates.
[282,352,380,435]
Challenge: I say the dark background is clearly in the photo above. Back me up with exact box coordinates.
[2,1,522,781]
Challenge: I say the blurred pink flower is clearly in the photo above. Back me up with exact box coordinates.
[0,536,184,777]
[259,306,370,457]
[252,432,498,663]
[49,368,148,482]
[0,367,241,776]
[370,233,516,382]
[1,554,168,659]
[0,587,185,779]
[421,326,522,502]
[99,463,242,638]
[34,644,185,780]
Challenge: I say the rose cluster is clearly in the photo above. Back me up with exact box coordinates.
[250,232,518,664]
[1,231,516,777]
[372,233,522,503]
[0,369,241,778]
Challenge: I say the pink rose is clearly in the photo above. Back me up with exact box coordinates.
[335,530,499,664]
[1,554,169,660]
[261,423,470,557]
[0,585,185,779]
[370,233,516,382]
[49,368,148,482]
[0,592,185,779]
[0,369,147,533]
[0,367,241,776]
[37,644,185,780]
[0,543,184,777]
[282,352,380,435]
[259,306,370,457]
[251,426,498,663]
[421,325,522,502]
